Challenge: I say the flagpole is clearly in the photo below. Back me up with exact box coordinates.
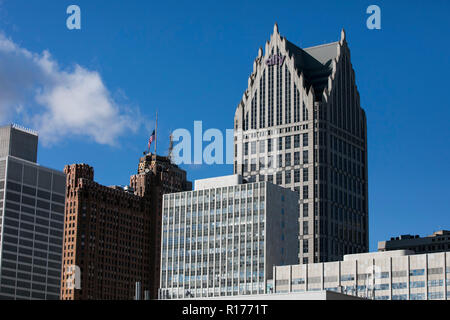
[155,111,158,155]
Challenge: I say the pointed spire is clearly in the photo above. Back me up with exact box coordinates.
[274,23,279,34]
[340,28,346,42]
[258,47,263,58]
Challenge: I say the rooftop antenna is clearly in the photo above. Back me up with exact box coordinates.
[155,111,158,155]
[168,132,174,163]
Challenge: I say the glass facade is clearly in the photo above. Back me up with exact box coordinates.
[159,180,298,299]
[0,156,65,300]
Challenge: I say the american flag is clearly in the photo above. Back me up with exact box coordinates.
[148,130,156,149]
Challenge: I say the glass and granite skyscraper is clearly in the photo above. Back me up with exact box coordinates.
[234,25,369,264]
[0,124,66,300]
[159,174,299,299]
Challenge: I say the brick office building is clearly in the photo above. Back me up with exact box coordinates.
[130,153,191,298]
[60,164,152,300]
[61,153,191,300]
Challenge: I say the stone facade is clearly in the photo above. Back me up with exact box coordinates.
[234,24,368,264]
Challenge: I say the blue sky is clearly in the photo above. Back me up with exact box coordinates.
[0,0,449,251]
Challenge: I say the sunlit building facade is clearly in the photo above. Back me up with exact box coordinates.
[159,175,298,299]
[270,250,450,300]
[234,24,369,264]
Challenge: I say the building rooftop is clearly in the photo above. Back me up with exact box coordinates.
[385,230,450,242]
[194,174,243,190]
[11,123,38,136]
[284,39,339,100]
[343,250,415,261]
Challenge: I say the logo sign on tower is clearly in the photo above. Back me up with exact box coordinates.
[265,54,286,67]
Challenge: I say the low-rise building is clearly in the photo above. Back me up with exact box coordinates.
[378,230,450,254]
[270,250,450,300]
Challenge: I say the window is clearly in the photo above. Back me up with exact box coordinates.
[428,268,443,275]
[259,157,265,170]
[303,203,308,217]
[251,142,257,155]
[428,292,443,300]
[303,186,309,199]
[374,283,389,291]
[285,136,291,149]
[278,137,283,151]
[341,274,354,282]
[244,143,249,156]
[428,279,444,287]
[303,221,308,235]
[267,156,274,169]
[285,171,291,184]
[410,293,425,300]
[392,282,407,290]
[276,172,282,185]
[375,272,390,279]
[409,281,425,288]
[302,103,308,121]
[251,158,257,172]
[294,135,300,148]
[292,278,305,285]
[267,139,273,152]
[259,140,265,153]
[259,71,266,128]
[303,150,309,164]
[294,170,300,183]
[409,269,425,277]
[294,152,300,165]
[303,168,308,182]
[392,294,407,300]
[303,133,309,147]
[285,153,291,167]
[303,239,309,253]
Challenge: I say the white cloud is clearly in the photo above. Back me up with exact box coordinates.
[0,33,139,146]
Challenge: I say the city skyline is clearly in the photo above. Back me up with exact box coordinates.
[0,0,449,253]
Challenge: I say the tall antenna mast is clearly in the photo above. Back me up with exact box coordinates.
[154,111,158,155]
[169,132,174,162]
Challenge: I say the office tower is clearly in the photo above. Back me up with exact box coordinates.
[234,24,369,264]
[159,174,299,299]
[378,230,450,254]
[0,124,66,300]
[0,124,38,163]
[130,153,192,299]
[270,250,450,300]
[61,153,191,300]
[60,164,152,300]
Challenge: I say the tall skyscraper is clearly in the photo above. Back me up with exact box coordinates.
[234,25,369,264]
[0,124,66,300]
[130,153,192,298]
[159,175,299,299]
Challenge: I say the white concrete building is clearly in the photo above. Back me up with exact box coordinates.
[207,290,364,300]
[159,175,298,299]
[270,250,450,300]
